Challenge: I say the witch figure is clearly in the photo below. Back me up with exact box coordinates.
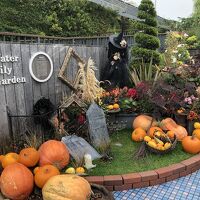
[101,32,129,89]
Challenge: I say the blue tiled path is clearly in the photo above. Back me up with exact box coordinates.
[113,170,200,200]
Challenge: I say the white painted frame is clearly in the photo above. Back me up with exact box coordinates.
[29,52,53,82]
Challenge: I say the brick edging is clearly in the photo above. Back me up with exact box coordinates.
[85,154,200,191]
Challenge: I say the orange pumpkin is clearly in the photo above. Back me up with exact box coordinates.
[182,136,200,154]
[2,152,19,168]
[148,126,163,138]
[132,127,146,142]
[167,130,175,139]
[34,164,60,188]
[0,163,34,200]
[160,118,187,141]
[133,115,157,131]
[0,155,4,163]
[18,147,39,167]
[193,129,200,140]
[39,140,70,170]
[42,174,91,200]
[33,166,40,175]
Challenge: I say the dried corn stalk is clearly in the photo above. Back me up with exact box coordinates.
[75,57,104,103]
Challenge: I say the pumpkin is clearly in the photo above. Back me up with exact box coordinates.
[18,147,39,167]
[160,118,188,141]
[34,164,60,188]
[113,103,119,109]
[133,115,157,131]
[148,126,163,138]
[39,140,70,170]
[42,174,91,200]
[33,166,40,175]
[182,136,200,154]
[167,130,175,139]
[0,163,34,200]
[2,152,19,168]
[75,167,85,174]
[132,127,146,142]
[193,129,200,140]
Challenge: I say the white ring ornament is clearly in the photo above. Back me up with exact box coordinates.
[29,52,53,82]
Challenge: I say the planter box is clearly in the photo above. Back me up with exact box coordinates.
[107,113,138,129]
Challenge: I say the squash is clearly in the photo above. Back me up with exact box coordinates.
[193,129,200,140]
[34,164,60,188]
[39,140,70,170]
[132,127,146,142]
[18,147,39,167]
[182,136,200,154]
[2,152,19,168]
[0,163,34,200]
[160,118,188,141]
[133,115,157,131]
[42,174,91,200]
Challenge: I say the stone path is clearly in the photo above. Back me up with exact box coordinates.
[113,170,200,200]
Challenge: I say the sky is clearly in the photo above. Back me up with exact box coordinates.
[124,0,194,21]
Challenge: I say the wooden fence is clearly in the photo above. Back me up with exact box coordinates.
[0,43,107,151]
[0,32,167,51]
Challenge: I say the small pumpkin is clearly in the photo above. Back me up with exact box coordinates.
[42,174,91,200]
[132,127,146,142]
[75,167,85,174]
[193,129,200,140]
[39,140,70,170]
[113,103,120,109]
[18,147,39,167]
[0,163,34,200]
[34,164,60,188]
[133,115,157,131]
[2,152,19,168]
[182,136,200,154]
[148,126,163,138]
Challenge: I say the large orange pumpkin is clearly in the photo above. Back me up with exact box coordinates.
[18,147,39,167]
[133,115,157,131]
[132,127,146,142]
[42,174,91,200]
[2,152,19,168]
[0,163,34,200]
[34,164,60,188]
[160,118,188,141]
[182,136,200,154]
[39,140,70,170]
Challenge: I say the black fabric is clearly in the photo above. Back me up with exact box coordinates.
[101,41,129,89]
[33,97,56,131]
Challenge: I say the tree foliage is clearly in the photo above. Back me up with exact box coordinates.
[131,0,160,65]
[0,0,120,36]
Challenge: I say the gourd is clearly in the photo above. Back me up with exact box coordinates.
[161,118,188,141]
[18,147,39,167]
[0,163,34,200]
[133,115,157,131]
[39,140,70,170]
[182,136,200,154]
[42,174,91,200]
[132,127,146,142]
[1,152,19,168]
[34,164,60,188]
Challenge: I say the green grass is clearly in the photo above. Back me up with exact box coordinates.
[88,129,192,176]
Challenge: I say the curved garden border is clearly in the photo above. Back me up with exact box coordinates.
[85,154,200,191]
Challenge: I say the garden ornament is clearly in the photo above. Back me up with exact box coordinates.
[84,153,96,170]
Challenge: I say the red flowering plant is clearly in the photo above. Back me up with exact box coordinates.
[98,87,138,113]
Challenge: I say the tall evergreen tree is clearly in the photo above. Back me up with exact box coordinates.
[131,0,160,65]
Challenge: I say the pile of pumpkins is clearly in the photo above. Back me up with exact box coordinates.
[0,140,91,200]
[131,115,200,154]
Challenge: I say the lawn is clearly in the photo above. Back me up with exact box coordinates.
[88,129,192,176]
